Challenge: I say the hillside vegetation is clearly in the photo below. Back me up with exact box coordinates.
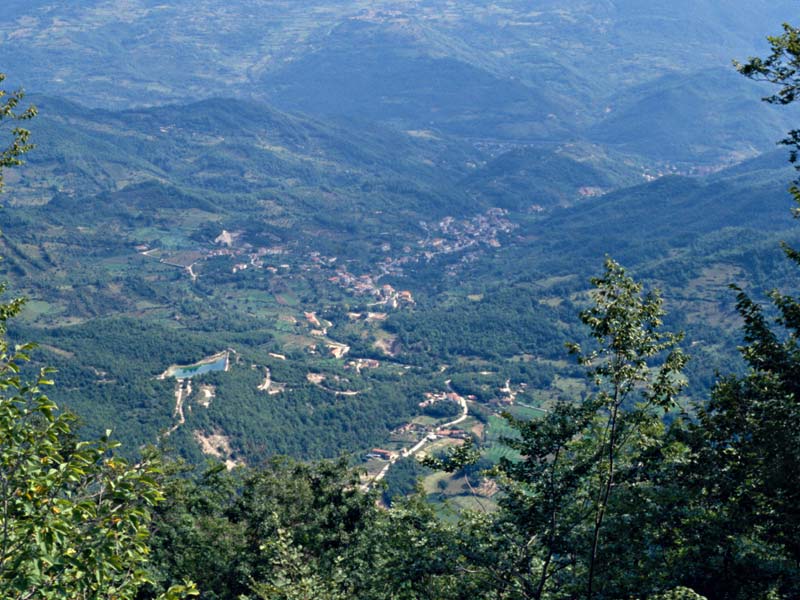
[1,7,800,599]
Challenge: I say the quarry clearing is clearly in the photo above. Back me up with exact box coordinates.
[197,384,215,407]
[193,429,241,470]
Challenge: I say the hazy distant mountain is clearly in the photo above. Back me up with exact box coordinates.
[15,94,481,225]
[263,20,569,140]
[461,147,622,210]
[587,68,800,163]
[1,1,795,136]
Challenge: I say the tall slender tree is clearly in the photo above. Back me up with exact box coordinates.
[488,259,688,599]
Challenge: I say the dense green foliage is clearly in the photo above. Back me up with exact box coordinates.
[5,185,800,599]
[380,457,432,506]
[4,11,800,599]
[0,323,196,599]
[131,250,800,600]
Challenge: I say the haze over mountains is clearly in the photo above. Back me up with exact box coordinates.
[1,1,798,146]
[1,0,799,467]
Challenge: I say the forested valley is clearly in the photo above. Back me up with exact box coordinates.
[3,3,800,599]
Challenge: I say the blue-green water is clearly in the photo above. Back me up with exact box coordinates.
[170,354,227,379]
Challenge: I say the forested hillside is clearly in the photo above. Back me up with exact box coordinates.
[2,89,797,463]
[0,0,799,469]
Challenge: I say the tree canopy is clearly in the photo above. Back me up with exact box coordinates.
[0,73,35,195]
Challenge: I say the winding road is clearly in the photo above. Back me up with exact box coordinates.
[364,382,468,490]
[165,378,191,437]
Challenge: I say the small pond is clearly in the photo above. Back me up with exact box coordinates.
[165,352,228,379]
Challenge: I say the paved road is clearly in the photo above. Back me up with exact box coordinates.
[363,384,468,490]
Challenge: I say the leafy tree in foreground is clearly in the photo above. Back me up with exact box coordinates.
[0,73,36,194]
[145,454,484,600]
[0,288,197,599]
[669,285,800,600]
[567,259,687,598]
[428,259,690,599]
[144,457,386,600]
[674,39,800,587]
[736,23,800,214]
[494,259,687,599]
[619,26,800,599]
